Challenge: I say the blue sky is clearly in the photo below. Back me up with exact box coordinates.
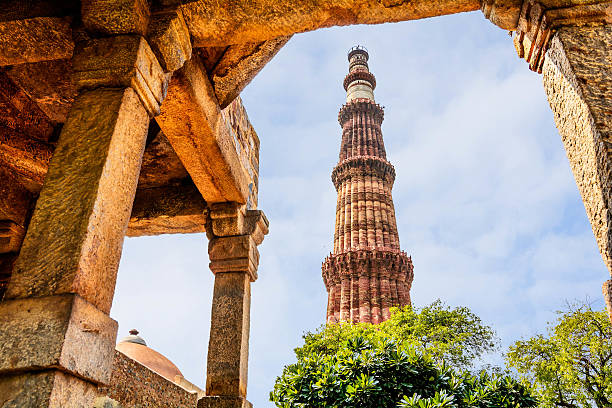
[112,11,608,407]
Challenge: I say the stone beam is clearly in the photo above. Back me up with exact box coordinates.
[156,56,251,204]
[0,129,53,193]
[0,17,73,66]
[206,36,291,108]
[181,0,482,47]
[541,24,612,318]
[127,183,207,237]
[0,127,208,237]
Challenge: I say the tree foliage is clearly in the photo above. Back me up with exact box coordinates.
[271,301,536,408]
[271,336,536,408]
[506,302,612,408]
[297,300,498,369]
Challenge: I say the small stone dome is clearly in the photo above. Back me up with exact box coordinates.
[116,329,183,382]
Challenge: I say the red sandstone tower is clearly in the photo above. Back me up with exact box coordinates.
[322,46,414,324]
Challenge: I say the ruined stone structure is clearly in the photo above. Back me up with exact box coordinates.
[0,0,610,406]
[322,47,413,324]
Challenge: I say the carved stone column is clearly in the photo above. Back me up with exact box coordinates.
[200,203,268,408]
[540,24,612,320]
[0,32,168,406]
[506,0,612,320]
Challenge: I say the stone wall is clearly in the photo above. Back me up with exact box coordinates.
[222,97,260,210]
[98,350,198,408]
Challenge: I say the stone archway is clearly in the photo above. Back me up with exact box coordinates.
[0,0,609,406]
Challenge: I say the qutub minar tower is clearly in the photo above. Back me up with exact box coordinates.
[322,46,414,324]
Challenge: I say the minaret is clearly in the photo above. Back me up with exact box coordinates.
[322,46,414,324]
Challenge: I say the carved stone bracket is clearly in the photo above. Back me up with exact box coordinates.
[207,202,269,281]
[513,0,611,73]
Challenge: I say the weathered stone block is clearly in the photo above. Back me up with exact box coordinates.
[543,26,612,318]
[81,0,150,35]
[198,396,252,408]
[128,184,207,237]
[5,88,149,314]
[206,272,251,398]
[0,17,73,66]
[72,35,168,116]
[0,370,98,408]
[157,57,250,203]
[209,202,245,237]
[0,220,25,253]
[210,36,290,108]
[99,350,198,408]
[148,9,192,72]
[93,397,124,408]
[208,235,259,280]
[0,294,118,384]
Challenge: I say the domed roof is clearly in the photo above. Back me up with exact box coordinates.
[116,329,183,381]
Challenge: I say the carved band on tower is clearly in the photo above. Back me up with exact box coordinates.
[322,46,414,325]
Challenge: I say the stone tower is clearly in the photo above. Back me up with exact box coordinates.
[322,46,414,324]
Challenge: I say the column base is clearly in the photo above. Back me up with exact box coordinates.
[198,396,252,408]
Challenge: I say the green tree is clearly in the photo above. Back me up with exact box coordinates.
[506,302,612,407]
[297,300,498,369]
[271,302,536,408]
[271,336,536,408]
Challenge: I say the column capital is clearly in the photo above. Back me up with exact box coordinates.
[208,235,260,281]
[512,0,611,73]
[207,203,268,281]
[72,35,169,116]
[207,202,269,242]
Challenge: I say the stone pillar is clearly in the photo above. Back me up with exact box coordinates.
[201,203,268,408]
[540,23,612,320]
[0,33,167,406]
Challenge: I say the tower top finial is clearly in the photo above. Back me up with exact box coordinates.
[348,45,369,61]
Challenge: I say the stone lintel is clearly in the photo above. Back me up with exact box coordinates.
[156,56,251,203]
[0,220,26,253]
[210,36,291,108]
[72,35,169,116]
[81,0,151,36]
[182,0,481,47]
[0,17,73,66]
[0,128,54,192]
[514,0,612,72]
[0,370,99,408]
[0,294,118,384]
[147,9,192,72]
[206,272,251,398]
[127,184,207,237]
[198,396,253,408]
[5,87,149,314]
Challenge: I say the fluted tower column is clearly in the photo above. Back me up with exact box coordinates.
[322,46,414,324]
